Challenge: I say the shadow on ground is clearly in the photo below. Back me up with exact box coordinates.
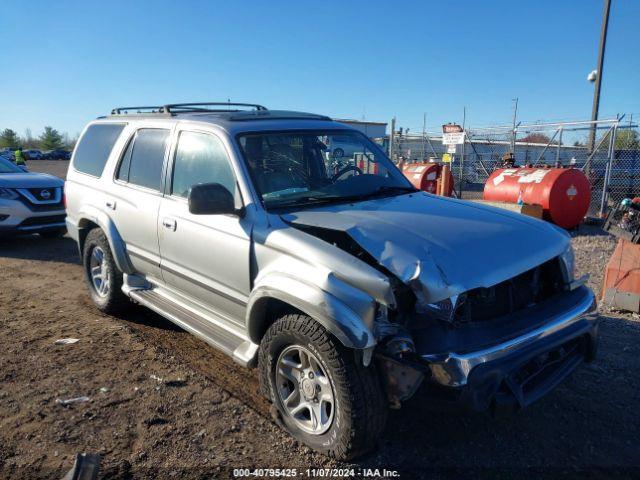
[0,234,80,264]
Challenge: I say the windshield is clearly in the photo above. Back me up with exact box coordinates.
[0,157,22,173]
[237,130,414,209]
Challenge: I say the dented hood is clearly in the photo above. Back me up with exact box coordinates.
[281,192,569,305]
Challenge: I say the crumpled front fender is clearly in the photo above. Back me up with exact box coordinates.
[246,271,377,349]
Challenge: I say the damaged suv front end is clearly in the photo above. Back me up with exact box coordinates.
[241,127,598,415]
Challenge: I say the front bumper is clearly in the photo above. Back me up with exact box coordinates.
[0,198,66,234]
[420,286,598,411]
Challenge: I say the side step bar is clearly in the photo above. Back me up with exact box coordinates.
[127,287,258,367]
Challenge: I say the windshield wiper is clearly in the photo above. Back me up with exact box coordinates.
[268,194,346,208]
[364,185,419,198]
[268,186,418,209]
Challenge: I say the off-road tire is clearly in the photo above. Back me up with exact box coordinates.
[258,314,388,460]
[82,228,129,315]
[39,228,66,239]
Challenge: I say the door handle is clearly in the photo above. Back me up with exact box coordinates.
[105,199,116,210]
[162,217,177,231]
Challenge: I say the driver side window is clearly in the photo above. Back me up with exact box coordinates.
[171,131,237,199]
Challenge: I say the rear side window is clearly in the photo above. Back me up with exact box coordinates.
[116,129,170,191]
[73,124,125,177]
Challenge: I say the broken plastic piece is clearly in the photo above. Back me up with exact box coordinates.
[55,396,90,405]
[54,338,79,345]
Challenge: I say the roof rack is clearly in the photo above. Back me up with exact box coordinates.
[110,106,167,115]
[164,102,267,113]
[110,102,268,116]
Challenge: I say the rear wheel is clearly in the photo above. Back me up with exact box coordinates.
[82,228,129,314]
[258,314,388,460]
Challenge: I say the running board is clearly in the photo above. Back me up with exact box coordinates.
[125,287,258,367]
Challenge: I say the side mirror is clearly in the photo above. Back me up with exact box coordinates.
[188,183,239,216]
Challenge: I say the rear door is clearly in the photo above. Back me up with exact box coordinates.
[108,128,171,281]
[158,128,251,327]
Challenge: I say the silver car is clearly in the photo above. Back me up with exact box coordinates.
[0,157,66,237]
[65,103,598,459]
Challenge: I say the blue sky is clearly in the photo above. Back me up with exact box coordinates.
[0,0,638,137]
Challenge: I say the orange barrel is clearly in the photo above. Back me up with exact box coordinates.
[402,162,454,196]
[357,156,379,174]
[483,167,591,229]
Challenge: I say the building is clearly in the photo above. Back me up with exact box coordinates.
[336,119,387,139]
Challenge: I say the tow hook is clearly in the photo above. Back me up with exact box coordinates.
[375,333,429,408]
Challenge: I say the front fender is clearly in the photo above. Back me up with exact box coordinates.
[76,206,134,274]
[246,272,377,349]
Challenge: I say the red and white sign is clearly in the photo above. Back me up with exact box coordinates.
[442,124,465,145]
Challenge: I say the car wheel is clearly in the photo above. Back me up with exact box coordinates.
[258,314,387,460]
[82,228,129,314]
[39,228,66,239]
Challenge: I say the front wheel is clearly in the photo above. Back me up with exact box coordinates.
[258,314,388,460]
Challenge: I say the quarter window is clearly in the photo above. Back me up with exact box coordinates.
[171,131,236,198]
[73,123,125,177]
[116,129,170,190]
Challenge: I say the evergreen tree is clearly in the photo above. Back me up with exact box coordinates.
[0,128,21,149]
[39,126,65,150]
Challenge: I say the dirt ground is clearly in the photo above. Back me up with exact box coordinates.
[1,163,639,479]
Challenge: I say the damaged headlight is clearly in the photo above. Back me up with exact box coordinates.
[560,244,576,281]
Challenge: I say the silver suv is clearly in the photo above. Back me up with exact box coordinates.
[0,156,66,237]
[65,103,598,459]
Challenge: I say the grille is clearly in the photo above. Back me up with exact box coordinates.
[16,187,64,212]
[16,196,64,212]
[26,187,58,202]
[453,258,565,324]
[20,214,66,227]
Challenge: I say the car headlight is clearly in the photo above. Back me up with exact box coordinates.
[0,187,18,200]
[560,244,575,281]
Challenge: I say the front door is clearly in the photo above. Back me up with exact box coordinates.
[158,129,251,327]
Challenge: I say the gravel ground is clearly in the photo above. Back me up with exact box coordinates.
[1,163,639,478]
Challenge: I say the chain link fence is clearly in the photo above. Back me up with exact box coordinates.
[389,119,639,218]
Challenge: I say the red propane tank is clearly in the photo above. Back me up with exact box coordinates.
[402,162,455,196]
[483,167,591,229]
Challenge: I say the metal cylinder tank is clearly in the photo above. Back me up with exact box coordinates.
[483,167,591,229]
[402,162,455,196]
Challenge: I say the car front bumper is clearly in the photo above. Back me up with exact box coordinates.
[419,286,598,411]
[0,198,66,235]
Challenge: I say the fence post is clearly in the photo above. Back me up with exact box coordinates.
[599,123,618,217]
[556,127,563,164]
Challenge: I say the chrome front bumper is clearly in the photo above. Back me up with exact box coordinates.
[422,286,598,388]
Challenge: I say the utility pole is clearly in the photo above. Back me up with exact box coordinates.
[390,117,396,162]
[510,98,518,153]
[588,0,612,153]
[459,107,466,198]
[421,113,426,161]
